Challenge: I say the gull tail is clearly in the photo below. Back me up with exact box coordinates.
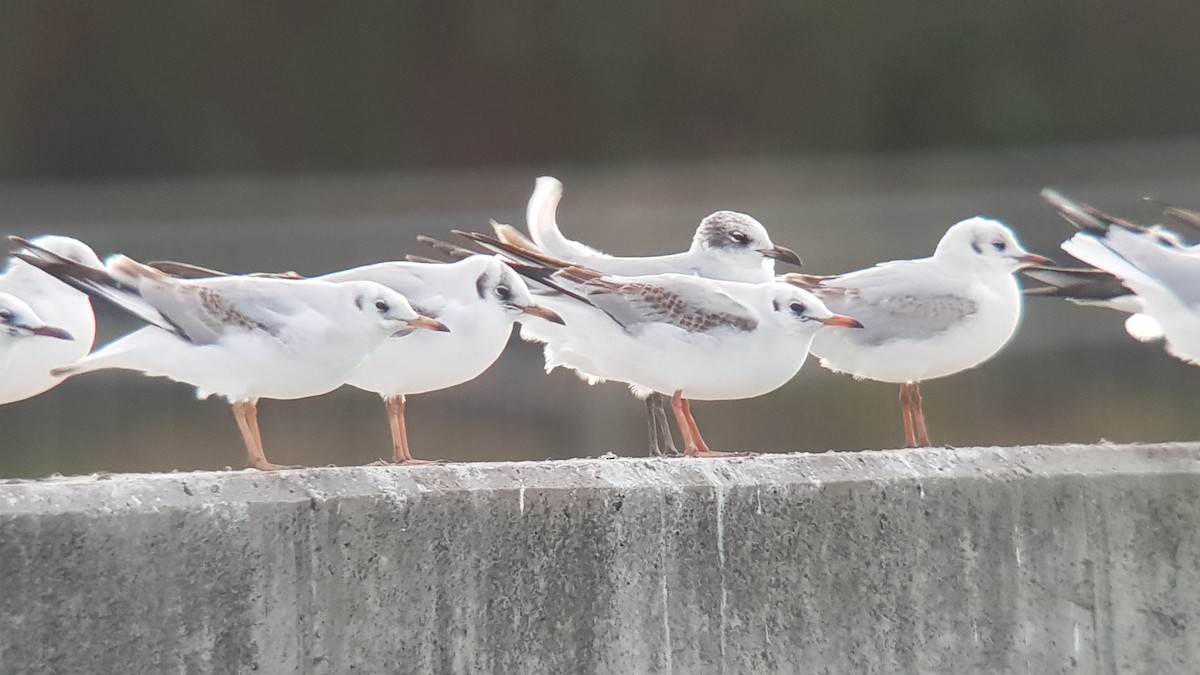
[1041,189,1146,235]
[1142,196,1200,232]
[414,234,478,262]
[526,176,606,259]
[490,220,539,249]
[452,229,574,270]
[1020,266,1132,302]
[12,239,183,338]
[147,260,230,279]
[147,261,305,280]
[1060,233,1162,292]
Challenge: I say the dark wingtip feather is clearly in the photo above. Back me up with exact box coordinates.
[415,234,476,261]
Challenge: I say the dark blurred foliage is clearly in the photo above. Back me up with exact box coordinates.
[0,1,1197,179]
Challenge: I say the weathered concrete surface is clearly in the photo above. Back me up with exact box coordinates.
[1,443,1199,674]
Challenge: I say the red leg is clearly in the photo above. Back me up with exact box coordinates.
[911,382,932,447]
[385,395,441,465]
[234,400,298,471]
[671,390,744,458]
[900,383,917,448]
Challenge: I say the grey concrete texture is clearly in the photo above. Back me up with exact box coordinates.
[1,443,1199,674]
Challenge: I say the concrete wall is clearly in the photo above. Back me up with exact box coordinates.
[1,443,1198,674]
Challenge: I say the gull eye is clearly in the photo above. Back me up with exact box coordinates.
[495,285,512,301]
[374,299,390,313]
[992,240,1007,252]
[728,231,750,245]
[789,301,806,315]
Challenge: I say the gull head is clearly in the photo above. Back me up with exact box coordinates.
[934,217,1052,273]
[767,284,863,334]
[352,282,449,335]
[476,257,564,325]
[692,211,802,272]
[0,292,73,341]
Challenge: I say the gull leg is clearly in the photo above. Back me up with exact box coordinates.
[900,383,917,449]
[671,390,744,458]
[385,394,441,465]
[234,400,298,471]
[911,382,932,447]
[646,396,663,456]
[647,392,682,457]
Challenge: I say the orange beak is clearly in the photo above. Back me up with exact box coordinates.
[1017,252,1055,266]
[406,315,451,333]
[30,324,74,340]
[521,304,565,325]
[818,313,863,329]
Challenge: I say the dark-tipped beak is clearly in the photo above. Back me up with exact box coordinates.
[818,313,863,329]
[758,245,803,267]
[406,315,451,333]
[521,304,565,325]
[28,324,74,341]
[1016,252,1055,266]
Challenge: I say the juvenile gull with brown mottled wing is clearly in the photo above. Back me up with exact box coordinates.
[479,244,861,457]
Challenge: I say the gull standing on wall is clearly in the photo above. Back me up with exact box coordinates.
[784,217,1051,448]
[13,238,447,471]
[320,255,562,464]
[452,232,859,457]
[493,176,802,456]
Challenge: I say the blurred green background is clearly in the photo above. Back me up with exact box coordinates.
[2,2,1199,477]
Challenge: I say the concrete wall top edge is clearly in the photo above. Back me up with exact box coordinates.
[1,442,1197,517]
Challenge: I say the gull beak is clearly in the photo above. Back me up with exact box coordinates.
[1016,252,1055,266]
[758,245,802,267]
[521,304,565,325]
[818,313,863,329]
[758,246,806,266]
[28,324,74,341]
[406,315,451,333]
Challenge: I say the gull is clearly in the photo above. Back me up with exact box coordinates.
[144,255,565,463]
[0,236,101,403]
[451,231,861,457]
[319,255,563,463]
[520,175,802,280]
[1047,192,1200,367]
[0,292,74,381]
[1028,189,1200,346]
[784,217,1051,448]
[493,176,803,456]
[13,238,447,471]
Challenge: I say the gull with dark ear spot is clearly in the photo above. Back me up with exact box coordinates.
[13,239,443,471]
[454,233,860,457]
[784,217,1050,449]
[0,291,74,392]
[519,176,802,280]
[319,255,562,464]
[1,235,101,403]
[487,176,803,457]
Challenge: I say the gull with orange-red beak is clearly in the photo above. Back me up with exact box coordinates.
[12,237,447,471]
[784,217,1053,448]
[445,229,860,458]
[318,255,564,463]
